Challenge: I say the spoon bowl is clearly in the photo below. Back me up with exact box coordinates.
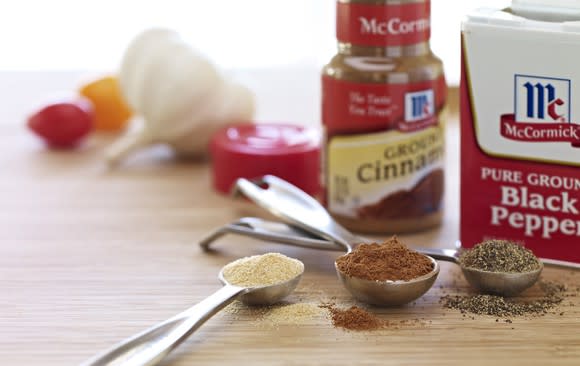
[335,256,440,306]
[460,262,543,297]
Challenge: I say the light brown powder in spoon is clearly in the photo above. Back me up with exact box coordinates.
[221,253,304,287]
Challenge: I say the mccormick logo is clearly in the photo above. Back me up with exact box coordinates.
[500,75,580,144]
[335,2,431,47]
[405,89,434,122]
[515,75,570,123]
[358,17,430,36]
[398,89,437,132]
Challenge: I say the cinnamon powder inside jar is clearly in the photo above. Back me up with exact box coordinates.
[335,236,434,281]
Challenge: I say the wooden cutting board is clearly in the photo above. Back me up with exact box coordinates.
[1,104,579,365]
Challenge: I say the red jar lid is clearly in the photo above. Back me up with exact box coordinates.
[210,123,321,196]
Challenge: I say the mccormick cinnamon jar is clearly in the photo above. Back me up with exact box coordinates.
[322,0,447,234]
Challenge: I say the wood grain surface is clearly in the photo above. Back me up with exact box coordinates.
[1,97,579,366]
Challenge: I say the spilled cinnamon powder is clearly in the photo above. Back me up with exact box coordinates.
[335,236,433,281]
[320,304,387,331]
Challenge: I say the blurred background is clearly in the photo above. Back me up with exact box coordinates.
[0,0,508,125]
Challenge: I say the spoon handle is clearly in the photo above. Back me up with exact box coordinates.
[540,257,580,270]
[234,176,356,251]
[199,217,347,252]
[413,247,461,263]
[81,285,245,366]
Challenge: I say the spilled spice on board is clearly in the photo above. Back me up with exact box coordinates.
[440,280,568,319]
[226,300,431,332]
[224,301,326,327]
[263,303,326,325]
[319,303,387,331]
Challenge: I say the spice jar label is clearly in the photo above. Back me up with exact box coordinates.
[336,1,431,47]
[323,76,446,219]
[461,6,580,263]
[323,76,446,134]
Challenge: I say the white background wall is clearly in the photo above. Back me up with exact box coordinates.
[0,0,509,83]
[0,0,509,126]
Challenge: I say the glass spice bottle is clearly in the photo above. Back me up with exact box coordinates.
[322,0,447,234]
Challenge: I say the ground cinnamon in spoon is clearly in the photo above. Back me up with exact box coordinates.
[335,236,433,281]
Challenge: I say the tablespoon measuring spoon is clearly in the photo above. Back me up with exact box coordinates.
[219,176,440,306]
[81,259,303,366]
[201,219,547,297]
[230,175,556,297]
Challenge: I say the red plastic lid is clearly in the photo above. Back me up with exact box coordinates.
[210,123,321,196]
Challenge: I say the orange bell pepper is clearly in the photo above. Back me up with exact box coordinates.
[79,76,132,132]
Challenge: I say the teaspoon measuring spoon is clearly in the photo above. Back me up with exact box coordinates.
[81,260,303,366]
[201,217,440,306]
[207,176,440,306]
[226,176,554,298]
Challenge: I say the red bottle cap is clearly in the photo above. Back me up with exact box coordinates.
[210,123,321,196]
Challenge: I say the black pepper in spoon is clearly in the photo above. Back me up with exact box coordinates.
[459,240,541,273]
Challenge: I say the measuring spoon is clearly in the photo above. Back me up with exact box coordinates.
[206,176,437,306]
[201,222,546,298]
[201,217,437,307]
[81,259,303,366]
[228,175,555,298]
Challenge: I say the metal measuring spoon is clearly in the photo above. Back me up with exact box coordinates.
[81,260,303,366]
[202,225,546,298]
[229,175,555,298]
[334,255,440,306]
[418,247,543,296]
[225,176,439,306]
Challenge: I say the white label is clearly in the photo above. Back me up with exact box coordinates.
[464,23,580,165]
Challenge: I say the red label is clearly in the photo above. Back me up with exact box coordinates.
[460,47,580,263]
[322,75,446,135]
[336,1,431,47]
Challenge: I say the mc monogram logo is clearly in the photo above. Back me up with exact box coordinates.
[515,75,570,123]
[404,89,434,123]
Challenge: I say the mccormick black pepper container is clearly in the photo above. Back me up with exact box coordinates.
[322,0,447,234]
[460,0,580,263]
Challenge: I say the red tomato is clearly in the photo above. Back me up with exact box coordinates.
[27,98,95,148]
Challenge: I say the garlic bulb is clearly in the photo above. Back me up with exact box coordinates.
[107,28,255,166]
